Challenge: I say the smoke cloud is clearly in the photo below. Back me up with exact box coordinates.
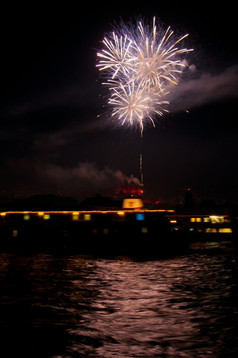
[0,160,140,200]
[43,162,140,198]
[168,65,238,113]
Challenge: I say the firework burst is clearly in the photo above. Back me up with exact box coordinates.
[97,17,193,133]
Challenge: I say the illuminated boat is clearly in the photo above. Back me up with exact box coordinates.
[0,199,186,256]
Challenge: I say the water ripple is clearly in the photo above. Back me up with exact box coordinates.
[0,247,238,357]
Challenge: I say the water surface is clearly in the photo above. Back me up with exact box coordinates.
[0,241,238,357]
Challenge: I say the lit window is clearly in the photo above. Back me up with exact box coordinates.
[190,217,202,223]
[218,228,232,234]
[136,213,145,221]
[12,230,18,237]
[84,214,91,221]
[43,214,50,220]
[141,227,148,234]
[23,214,30,221]
[72,213,79,221]
[117,211,125,216]
[122,198,143,209]
[205,228,217,233]
[170,220,177,224]
[210,216,224,224]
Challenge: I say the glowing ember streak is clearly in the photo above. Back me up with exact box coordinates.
[97,17,193,132]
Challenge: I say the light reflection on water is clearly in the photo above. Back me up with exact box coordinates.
[0,242,238,357]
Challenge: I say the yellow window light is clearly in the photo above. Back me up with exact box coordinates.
[117,211,125,216]
[122,198,143,209]
[205,228,217,233]
[141,227,148,234]
[23,214,30,221]
[12,230,18,237]
[218,228,232,234]
[43,214,50,220]
[190,218,195,223]
[72,213,79,221]
[84,214,91,221]
[170,220,177,224]
[0,212,6,217]
[210,216,224,224]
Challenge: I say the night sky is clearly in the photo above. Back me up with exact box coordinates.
[1,2,238,205]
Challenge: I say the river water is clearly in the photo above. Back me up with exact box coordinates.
[0,241,238,357]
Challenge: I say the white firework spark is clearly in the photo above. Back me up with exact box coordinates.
[96,32,135,79]
[108,80,169,134]
[97,17,193,132]
[109,81,152,129]
[134,18,192,90]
